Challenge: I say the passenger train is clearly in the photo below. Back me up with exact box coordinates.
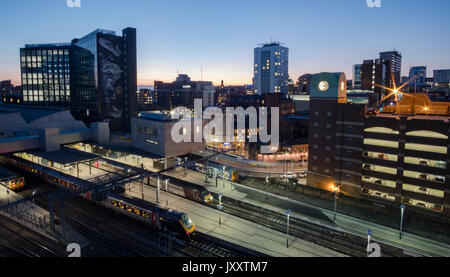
[0,166,25,191]
[147,176,213,204]
[0,154,196,240]
[190,161,239,182]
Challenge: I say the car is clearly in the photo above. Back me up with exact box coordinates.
[298,172,308,178]
[418,160,428,167]
[418,174,428,180]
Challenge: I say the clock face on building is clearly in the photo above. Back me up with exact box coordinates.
[318,81,329,92]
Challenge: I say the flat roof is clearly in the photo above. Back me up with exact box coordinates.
[0,104,66,123]
[28,149,100,166]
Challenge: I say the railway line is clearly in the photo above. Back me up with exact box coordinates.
[210,193,421,257]
[19,178,261,257]
[0,214,65,257]
[157,174,422,257]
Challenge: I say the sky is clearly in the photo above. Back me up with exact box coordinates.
[0,0,449,86]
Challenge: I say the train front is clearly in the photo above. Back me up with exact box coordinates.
[180,213,196,239]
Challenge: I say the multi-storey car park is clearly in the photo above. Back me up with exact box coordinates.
[307,72,450,217]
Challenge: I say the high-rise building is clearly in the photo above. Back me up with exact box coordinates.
[352,64,363,89]
[361,59,391,104]
[380,50,402,86]
[70,28,138,132]
[409,66,427,88]
[433,69,450,84]
[20,43,72,108]
[18,27,138,132]
[253,43,289,95]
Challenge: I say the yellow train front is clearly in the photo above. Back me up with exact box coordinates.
[0,166,26,191]
[106,194,196,240]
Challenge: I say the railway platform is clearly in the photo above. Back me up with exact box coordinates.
[0,186,89,248]
[164,168,450,257]
[124,182,346,257]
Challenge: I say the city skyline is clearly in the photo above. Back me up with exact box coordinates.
[1,0,450,86]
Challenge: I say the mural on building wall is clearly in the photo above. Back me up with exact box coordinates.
[98,36,124,120]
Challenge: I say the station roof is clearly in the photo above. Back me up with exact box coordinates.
[28,149,100,166]
[0,104,66,123]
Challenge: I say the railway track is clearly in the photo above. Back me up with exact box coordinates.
[211,194,419,257]
[0,215,65,257]
[160,174,418,257]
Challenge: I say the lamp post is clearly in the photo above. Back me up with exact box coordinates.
[218,193,223,225]
[333,185,339,222]
[265,175,270,201]
[222,166,226,188]
[286,209,291,248]
[400,204,405,240]
[367,229,372,257]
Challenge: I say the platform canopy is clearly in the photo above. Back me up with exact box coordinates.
[28,149,100,166]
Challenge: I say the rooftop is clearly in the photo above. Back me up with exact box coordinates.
[0,104,66,123]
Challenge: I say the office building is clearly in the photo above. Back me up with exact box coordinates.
[71,28,138,132]
[352,64,363,89]
[18,27,138,132]
[409,66,427,88]
[380,51,402,86]
[253,43,289,95]
[1,80,22,105]
[307,72,450,216]
[153,74,215,111]
[361,59,391,104]
[20,43,72,108]
[131,111,205,158]
[433,70,450,84]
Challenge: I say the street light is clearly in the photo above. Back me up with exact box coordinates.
[400,204,405,240]
[265,175,270,201]
[217,193,223,225]
[367,229,372,257]
[331,184,340,222]
[222,166,226,188]
[286,209,291,248]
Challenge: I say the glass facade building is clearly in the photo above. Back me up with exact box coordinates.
[20,44,71,107]
[19,27,138,132]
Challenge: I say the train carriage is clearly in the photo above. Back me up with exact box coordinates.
[105,194,196,240]
[0,166,25,191]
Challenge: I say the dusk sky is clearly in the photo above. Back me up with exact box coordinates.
[1,0,449,86]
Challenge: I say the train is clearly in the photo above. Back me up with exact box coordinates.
[147,175,213,205]
[0,166,25,191]
[0,154,196,240]
[189,161,239,182]
[105,194,196,240]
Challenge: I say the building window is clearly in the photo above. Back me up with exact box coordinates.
[346,126,353,133]
[346,162,351,169]
[347,138,353,145]
[346,150,352,157]
[345,175,351,181]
